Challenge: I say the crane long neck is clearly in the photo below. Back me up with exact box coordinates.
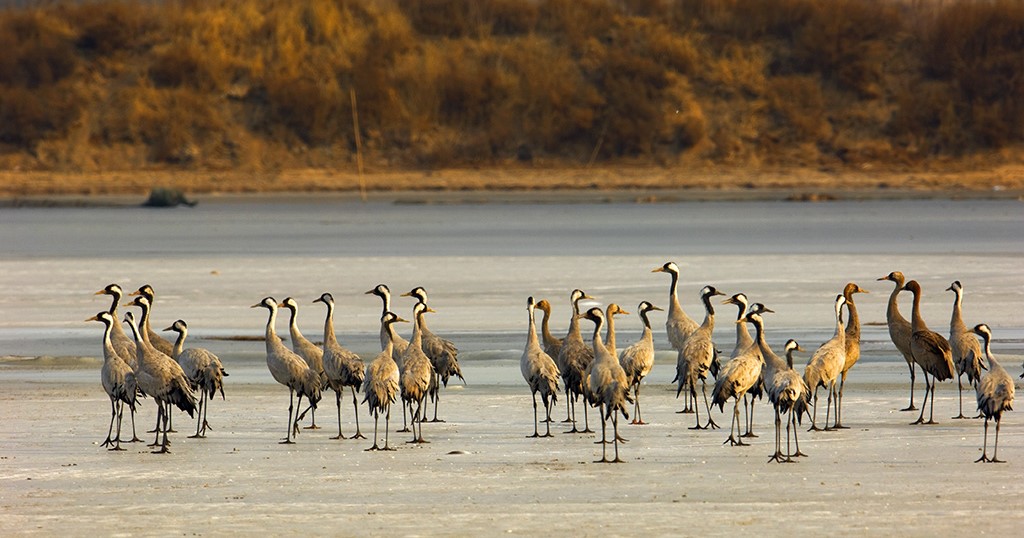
[640,309,652,330]
[591,318,606,352]
[845,296,861,341]
[107,293,120,316]
[834,302,846,340]
[100,320,116,361]
[950,289,965,329]
[540,308,556,343]
[171,328,186,359]
[605,313,617,354]
[786,350,795,369]
[700,294,715,329]
[887,280,906,321]
[733,302,746,322]
[323,303,339,347]
[981,334,999,370]
[909,289,925,332]
[264,307,280,349]
[411,312,425,347]
[380,293,391,318]
[527,307,539,347]
[137,303,152,343]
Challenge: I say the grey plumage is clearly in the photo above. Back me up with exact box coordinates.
[619,301,662,425]
[748,311,809,462]
[95,284,138,370]
[88,311,139,451]
[522,297,560,438]
[676,285,725,430]
[557,289,595,433]
[947,281,985,419]
[281,296,327,430]
[123,310,196,454]
[581,307,631,463]
[535,299,564,359]
[400,301,434,443]
[972,324,1014,463]
[402,286,464,423]
[366,284,410,369]
[251,297,321,444]
[313,292,366,440]
[165,319,227,439]
[835,283,869,429]
[903,280,955,426]
[130,284,175,357]
[803,294,847,431]
[363,312,405,451]
[879,271,919,412]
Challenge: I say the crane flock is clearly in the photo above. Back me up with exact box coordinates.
[90,266,1016,464]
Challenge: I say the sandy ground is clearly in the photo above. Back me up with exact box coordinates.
[2,163,1024,202]
[1,361,1021,536]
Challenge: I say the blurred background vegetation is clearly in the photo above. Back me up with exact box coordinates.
[0,0,1021,174]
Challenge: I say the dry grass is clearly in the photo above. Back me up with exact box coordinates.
[0,0,1021,178]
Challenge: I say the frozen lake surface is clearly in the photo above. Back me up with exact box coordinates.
[3,196,1024,535]
[2,197,1023,370]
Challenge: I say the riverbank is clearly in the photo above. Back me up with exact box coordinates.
[2,164,1024,206]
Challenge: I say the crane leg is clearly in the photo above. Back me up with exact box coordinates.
[900,361,918,411]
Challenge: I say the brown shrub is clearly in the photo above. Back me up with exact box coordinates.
[148,42,224,91]
[767,75,829,144]
[0,84,82,148]
[790,0,901,97]
[0,10,78,87]
[65,0,159,54]
[921,0,1024,148]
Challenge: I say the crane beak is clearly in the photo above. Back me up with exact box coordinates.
[651,267,664,273]
[162,325,175,332]
[93,289,106,296]
[762,307,776,313]
[394,316,409,324]
[85,315,99,322]
[249,303,261,309]
[876,276,889,282]
[649,305,664,311]
[128,290,141,296]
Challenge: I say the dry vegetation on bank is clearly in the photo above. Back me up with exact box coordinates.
[0,0,1022,195]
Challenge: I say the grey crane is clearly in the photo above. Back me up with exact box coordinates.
[971,324,1014,463]
[834,282,869,429]
[803,294,847,431]
[878,272,919,411]
[281,296,327,430]
[164,319,227,438]
[522,297,560,438]
[313,292,366,440]
[535,299,564,359]
[88,311,139,451]
[580,307,631,463]
[251,297,322,444]
[903,280,955,425]
[947,281,985,419]
[400,301,434,443]
[402,287,464,423]
[653,261,699,413]
[363,312,406,451]
[129,284,175,357]
[557,289,595,433]
[619,301,662,425]
[676,285,725,430]
[123,311,196,453]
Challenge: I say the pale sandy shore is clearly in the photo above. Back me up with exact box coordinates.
[2,361,1021,536]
